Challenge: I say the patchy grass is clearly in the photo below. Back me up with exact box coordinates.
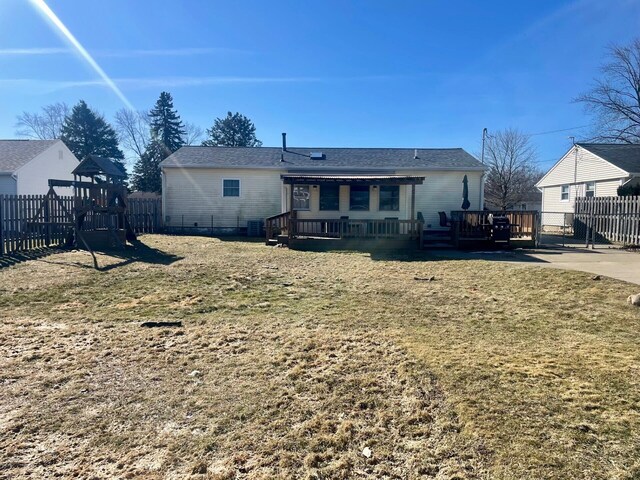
[1,235,639,479]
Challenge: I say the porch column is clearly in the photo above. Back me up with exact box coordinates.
[411,184,416,222]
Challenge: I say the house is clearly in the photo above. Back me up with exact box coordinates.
[536,143,640,227]
[485,190,542,212]
[0,139,79,195]
[160,134,486,247]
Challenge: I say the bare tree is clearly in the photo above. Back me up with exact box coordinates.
[483,128,543,210]
[114,108,150,159]
[15,102,69,139]
[576,39,640,143]
[183,122,204,145]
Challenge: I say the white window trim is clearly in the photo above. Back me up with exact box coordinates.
[585,181,596,197]
[560,185,570,202]
[222,178,241,197]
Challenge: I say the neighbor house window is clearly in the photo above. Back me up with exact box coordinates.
[379,185,400,211]
[560,185,569,201]
[319,184,339,210]
[585,182,595,197]
[350,185,370,211]
[293,185,310,210]
[223,179,240,197]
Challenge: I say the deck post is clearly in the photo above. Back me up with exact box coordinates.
[288,184,295,242]
[410,184,416,238]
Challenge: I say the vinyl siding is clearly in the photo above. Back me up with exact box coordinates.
[292,170,483,228]
[163,167,284,228]
[541,179,625,226]
[409,170,483,228]
[163,167,484,230]
[596,178,623,196]
[0,175,17,196]
[15,140,78,195]
[537,145,629,188]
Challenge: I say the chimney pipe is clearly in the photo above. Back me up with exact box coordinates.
[282,132,287,151]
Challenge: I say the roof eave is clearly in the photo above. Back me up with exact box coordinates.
[161,164,486,172]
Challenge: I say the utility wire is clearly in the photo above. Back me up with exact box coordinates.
[528,124,591,136]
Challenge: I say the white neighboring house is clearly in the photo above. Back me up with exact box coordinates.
[0,139,79,195]
[536,143,640,227]
[160,139,486,237]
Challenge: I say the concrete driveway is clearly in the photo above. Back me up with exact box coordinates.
[525,247,640,285]
[427,246,640,285]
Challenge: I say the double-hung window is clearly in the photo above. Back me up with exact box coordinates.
[585,182,595,198]
[349,185,370,211]
[379,185,400,211]
[560,185,569,201]
[223,179,240,197]
[319,184,339,211]
[293,185,310,210]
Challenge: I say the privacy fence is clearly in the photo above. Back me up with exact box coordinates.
[0,195,162,255]
[574,196,640,246]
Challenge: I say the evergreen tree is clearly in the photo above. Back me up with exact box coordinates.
[202,111,262,147]
[131,92,186,192]
[131,140,163,193]
[60,100,125,172]
[149,91,186,155]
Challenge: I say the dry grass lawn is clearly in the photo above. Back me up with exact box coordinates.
[1,235,639,479]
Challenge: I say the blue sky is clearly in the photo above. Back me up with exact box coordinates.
[1,0,639,170]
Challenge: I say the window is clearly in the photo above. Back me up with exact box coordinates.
[349,185,370,211]
[320,184,339,210]
[560,185,569,201]
[585,182,595,198]
[223,179,240,197]
[379,185,400,211]
[293,185,310,210]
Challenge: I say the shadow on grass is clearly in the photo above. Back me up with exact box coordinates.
[0,247,66,270]
[94,240,183,272]
[2,240,183,272]
[368,248,550,264]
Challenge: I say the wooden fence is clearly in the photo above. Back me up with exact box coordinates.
[0,195,163,255]
[574,196,640,245]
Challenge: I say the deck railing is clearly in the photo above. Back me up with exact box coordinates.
[265,211,292,239]
[289,218,423,240]
[450,210,539,242]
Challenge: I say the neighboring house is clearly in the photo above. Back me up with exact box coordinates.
[484,191,542,212]
[160,136,486,239]
[0,139,79,195]
[536,143,640,227]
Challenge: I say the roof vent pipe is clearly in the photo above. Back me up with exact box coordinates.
[282,132,287,152]
[414,149,419,159]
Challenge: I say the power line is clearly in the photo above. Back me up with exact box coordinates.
[528,124,591,137]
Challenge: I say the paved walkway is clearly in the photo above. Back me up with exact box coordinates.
[427,246,640,285]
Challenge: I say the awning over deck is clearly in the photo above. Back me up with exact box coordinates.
[280,174,425,185]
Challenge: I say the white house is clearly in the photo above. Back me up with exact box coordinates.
[0,139,79,195]
[536,143,640,226]
[160,136,486,243]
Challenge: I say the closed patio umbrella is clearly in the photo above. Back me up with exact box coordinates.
[461,175,471,210]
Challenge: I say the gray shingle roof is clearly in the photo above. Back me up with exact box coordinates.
[160,146,485,171]
[578,143,640,174]
[0,139,59,173]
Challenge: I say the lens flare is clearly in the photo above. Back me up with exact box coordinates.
[29,0,134,109]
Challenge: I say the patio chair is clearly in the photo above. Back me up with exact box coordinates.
[438,211,451,228]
